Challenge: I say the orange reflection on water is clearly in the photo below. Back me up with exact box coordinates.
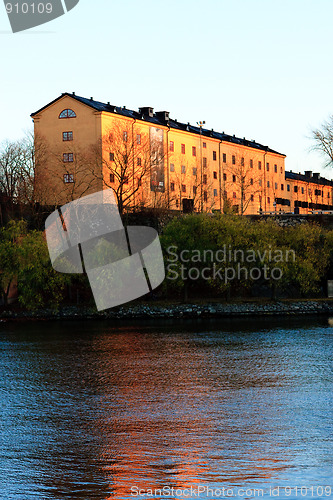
[90,330,290,499]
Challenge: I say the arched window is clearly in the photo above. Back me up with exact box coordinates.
[59,109,76,119]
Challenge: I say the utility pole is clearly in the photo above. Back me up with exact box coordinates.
[197,120,205,212]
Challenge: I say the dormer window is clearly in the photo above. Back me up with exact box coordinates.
[59,109,76,119]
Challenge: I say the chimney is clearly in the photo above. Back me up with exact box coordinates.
[139,107,154,118]
[313,172,321,180]
[72,92,76,95]
[155,111,170,122]
[305,171,313,178]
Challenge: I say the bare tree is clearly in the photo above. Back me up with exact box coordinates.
[225,152,261,214]
[35,139,98,207]
[311,116,333,168]
[0,140,25,203]
[91,122,159,215]
[168,154,216,213]
[17,132,49,208]
[0,133,43,217]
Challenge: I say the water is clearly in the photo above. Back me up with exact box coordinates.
[0,317,332,500]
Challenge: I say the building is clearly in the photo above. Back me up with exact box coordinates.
[31,93,333,215]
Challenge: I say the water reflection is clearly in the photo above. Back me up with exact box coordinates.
[0,317,332,499]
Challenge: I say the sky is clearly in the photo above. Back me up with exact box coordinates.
[1,0,333,177]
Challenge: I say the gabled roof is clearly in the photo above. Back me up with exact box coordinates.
[31,92,286,157]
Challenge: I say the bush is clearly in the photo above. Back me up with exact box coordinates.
[160,214,332,300]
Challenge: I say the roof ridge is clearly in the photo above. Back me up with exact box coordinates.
[31,92,286,157]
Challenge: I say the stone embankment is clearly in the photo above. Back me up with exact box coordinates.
[1,300,333,321]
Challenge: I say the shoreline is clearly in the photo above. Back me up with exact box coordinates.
[1,299,333,322]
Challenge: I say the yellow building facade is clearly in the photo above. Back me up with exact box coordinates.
[31,93,333,215]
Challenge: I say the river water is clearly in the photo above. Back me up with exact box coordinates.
[1,317,332,500]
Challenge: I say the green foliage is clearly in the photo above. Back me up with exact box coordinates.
[17,229,71,309]
[160,214,333,299]
[1,215,332,310]
[0,220,70,309]
[0,220,27,305]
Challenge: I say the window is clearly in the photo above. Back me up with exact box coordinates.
[109,152,114,161]
[258,161,262,170]
[302,187,304,194]
[241,157,244,166]
[136,134,141,145]
[223,173,227,181]
[259,179,262,187]
[267,181,270,188]
[274,164,277,173]
[233,192,236,199]
[193,186,197,196]
[110,173,115,183]
[213,151,217,161]
[182,184,186,193]
[281,184,284,191]
[266,162,269,171]
[328,192,330,198]
[275,183,278,190]
[203,174,207,184]
[213,171,217,179]
[63,131,73,141]
[59,109,76,119]
[63,153,73,163]
[315,189,322,196]
[250,159,253,168]
[287,184,290,192]
[203,191,208,201]
[193,167,197,176]
[224,190,228,198]
[250,178,254,185]
[176,199,179,207]
[137,157,142,166]
[64,173,74,183]
[232,155,236,165]
[203,142,207,148]
[294,186,298,193]
[170,163,175,172]
[214,189,218,197]
[233,175,236,183]
[192,146,196,156]
[123,131,128,142]
[181,144,185,154]
[170,182,175,191]
[251,194,254,202]
[181,165,186,174]
[223,153,226,163]
[259,195,262,203]
[267,197,270,204]
[123,176,129,184]
[280,167,283,174]
[203,157,207,167]
[170,141,174,152]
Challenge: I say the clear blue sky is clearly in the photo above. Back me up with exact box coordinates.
[1,0,333,177]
